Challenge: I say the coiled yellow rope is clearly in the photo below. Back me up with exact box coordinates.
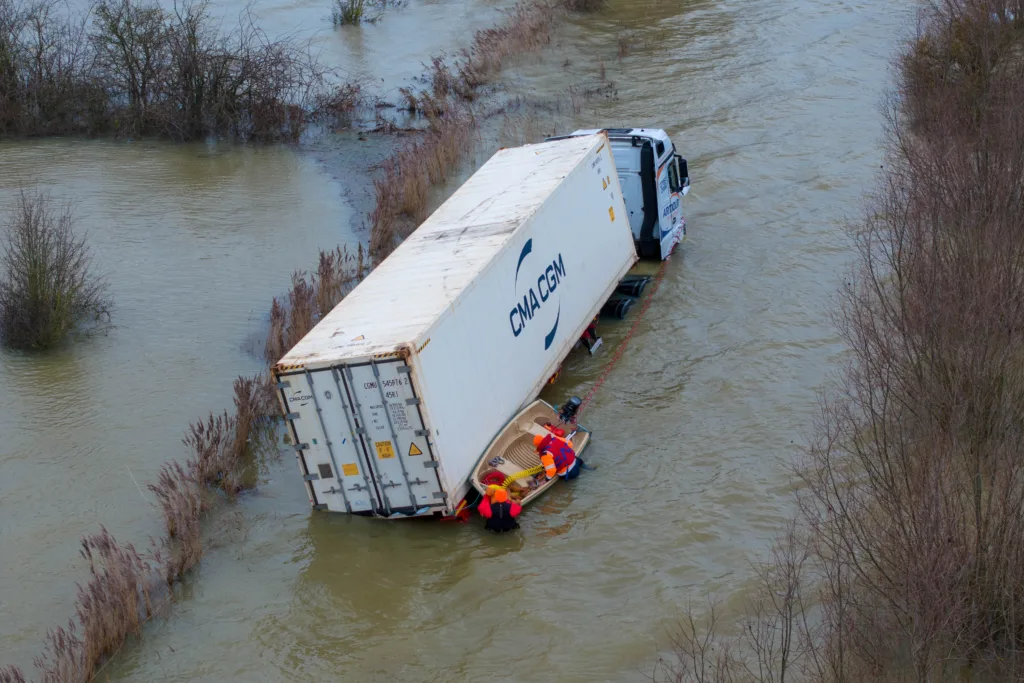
[501,465,544,489]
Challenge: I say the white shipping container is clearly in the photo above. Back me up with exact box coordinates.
[273,133,637,518]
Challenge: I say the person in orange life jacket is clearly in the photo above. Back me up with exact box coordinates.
[533,432,581,480]
[478,484,522,533]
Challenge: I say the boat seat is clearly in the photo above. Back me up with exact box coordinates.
[490,434,545,486]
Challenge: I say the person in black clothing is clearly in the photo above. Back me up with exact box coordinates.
[478,485,522,533]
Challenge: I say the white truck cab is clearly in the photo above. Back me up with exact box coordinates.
[547,128,690,260]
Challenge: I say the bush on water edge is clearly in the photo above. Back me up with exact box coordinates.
[0,191,109,351]
[653,1,1024,681]
[331,0,406,26]
[0,0,361,141]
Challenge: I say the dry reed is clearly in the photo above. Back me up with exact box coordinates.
[265,244,369,363]
[2,0,603,680]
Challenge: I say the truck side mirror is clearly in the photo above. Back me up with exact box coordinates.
[677,155,689,185]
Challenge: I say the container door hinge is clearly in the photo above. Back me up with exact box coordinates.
[414,429,429,437]
[397,365,412,374]
[303,473,319,481]
[405,398,421,406]
[294,443,310,452]
[313,504,328,511]
[423,461,439,469]
[284,412,300,421]
[276,381,291,390]
[432,492,448,500]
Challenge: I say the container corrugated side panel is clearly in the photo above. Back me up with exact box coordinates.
[411,134,636,498]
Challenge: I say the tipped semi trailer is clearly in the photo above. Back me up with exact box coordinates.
[273,133,639,518]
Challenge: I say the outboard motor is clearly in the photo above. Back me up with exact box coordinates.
[558,396,583,424]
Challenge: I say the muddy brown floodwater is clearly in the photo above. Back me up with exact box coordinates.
[0,0,911,680]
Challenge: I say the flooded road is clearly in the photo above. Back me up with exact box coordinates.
[0,0,909,680]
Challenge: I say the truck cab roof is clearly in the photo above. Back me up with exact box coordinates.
[555,128,677,170]
[567,127,673,146]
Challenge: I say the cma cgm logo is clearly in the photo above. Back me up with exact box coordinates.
[508,238,566,350]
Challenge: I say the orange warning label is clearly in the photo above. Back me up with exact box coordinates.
[408,443,423,456]
[609,206,615,221]
[342,463,359,476]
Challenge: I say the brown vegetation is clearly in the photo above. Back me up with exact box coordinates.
[0,370,278,683]
[655,1,1024,681]
[367,0,609,256]
[1,0,607,679]
[265,244,369,363]
[0,0,361,140]
[0,191,108,350]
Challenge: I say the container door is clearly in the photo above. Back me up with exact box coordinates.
[278,369,382,514]
[340,359,447,516]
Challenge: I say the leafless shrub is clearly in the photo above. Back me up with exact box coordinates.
[312,81,363,129]
[0,0,106,136]
[0,190,109,350]
[654,1,1024,679]
[0,0,357,140]
[654,527,816,683]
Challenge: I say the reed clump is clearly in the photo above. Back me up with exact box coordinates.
[16,529,160,683]
[0,190,108,350]
[0,369,279,683]
[369,112,475,257]
[265,244,369,363]
[367,0,565,256]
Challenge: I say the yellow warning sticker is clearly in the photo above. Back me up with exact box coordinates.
[602,178,608,190]
[408,442,423,456]
[375,441,395,459]
[609,206,615,221]
[352,334,365,341]
[342,463,359,476]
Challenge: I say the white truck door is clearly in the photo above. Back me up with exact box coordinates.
[339,359,447,516]
[656,155,685,259]
[279,369,381,514]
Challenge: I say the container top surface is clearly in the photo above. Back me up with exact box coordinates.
[277,133,605,368]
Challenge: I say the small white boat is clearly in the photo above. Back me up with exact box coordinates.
[470,399,591,507]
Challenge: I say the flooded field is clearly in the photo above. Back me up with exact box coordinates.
[0,0,909,680]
